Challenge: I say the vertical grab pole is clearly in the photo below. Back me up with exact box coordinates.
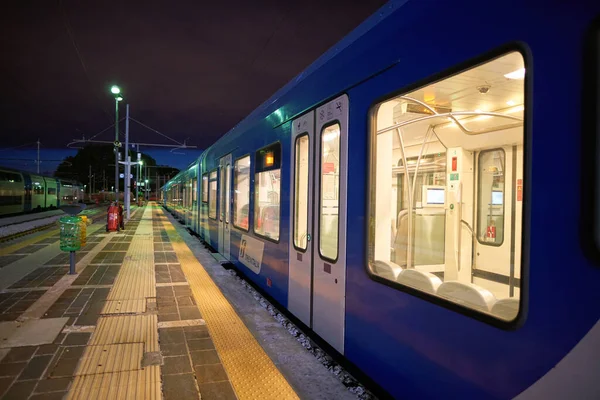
[69,251,76,275]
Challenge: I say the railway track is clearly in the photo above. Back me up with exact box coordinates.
[0,205,109,243]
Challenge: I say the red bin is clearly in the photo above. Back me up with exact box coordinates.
[107,203,120,232]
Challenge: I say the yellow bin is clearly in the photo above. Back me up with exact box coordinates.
[79,215,88,247]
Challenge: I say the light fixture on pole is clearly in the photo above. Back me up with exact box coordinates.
[110,85,123,202]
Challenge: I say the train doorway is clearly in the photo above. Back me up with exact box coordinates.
[289,95,349,354]
[218,153,232,259]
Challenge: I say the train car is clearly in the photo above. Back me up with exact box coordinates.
[0,166,85,217]
[0,168,25,215]
[162,1,600,399]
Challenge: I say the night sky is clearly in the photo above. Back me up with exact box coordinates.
[0,0,387,174]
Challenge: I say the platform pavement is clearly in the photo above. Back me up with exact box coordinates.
[0,203,356,399]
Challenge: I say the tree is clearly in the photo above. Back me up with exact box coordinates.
[54,144,159,191]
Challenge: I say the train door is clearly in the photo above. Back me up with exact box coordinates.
[289,111,314,327]
[289,95,349,354]
[218,154,232,259]
[472,146,522,298]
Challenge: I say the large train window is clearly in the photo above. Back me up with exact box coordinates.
[368,51,525,323]
[233,155,250,231]
[202,174,208,203]
[208,170,217,219]
[254,142,281,241]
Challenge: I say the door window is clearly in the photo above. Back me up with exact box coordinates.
[294,135,310,250]
[319,123,341,261]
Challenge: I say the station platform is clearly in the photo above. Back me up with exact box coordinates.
[0,203,352,400]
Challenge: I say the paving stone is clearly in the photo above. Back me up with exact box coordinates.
[184,327,209,340]
[3,380,36,399]
[18,355,52,380]
[1,346,37,363]
[198,381,237,400]
[158,313,180,322]
[0,377,14,397]
[158,328,185,344]
[35,377,72,393]
[162,355,192,375]
[194,364,228,384]
[186,339,215,351]
[0,362,26,377]
[175,296,195,307]
[158,306,178,314]
[58,346,85,360]
[160,343,187,357]
[190,350,220,366]
[162,373,199,400]
[63,333,91,346]
[36,345,58,356]
[179,307,202,321]
[48,357,79,378]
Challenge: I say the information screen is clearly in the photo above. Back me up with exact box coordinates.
[492,191,503,205]
[426,188,445,205]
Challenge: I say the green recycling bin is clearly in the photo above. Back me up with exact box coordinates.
[60,216,82,252]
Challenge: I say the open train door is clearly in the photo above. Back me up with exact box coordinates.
[289,95,349,354]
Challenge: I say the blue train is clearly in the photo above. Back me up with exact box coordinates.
[0,166,83,217]
[162,1,600,398]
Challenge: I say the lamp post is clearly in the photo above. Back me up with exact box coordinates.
[145,179,149,201]
[111,85,123,202]
[138,160,143,204]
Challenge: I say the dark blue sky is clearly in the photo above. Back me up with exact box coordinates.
[0,1,386,174]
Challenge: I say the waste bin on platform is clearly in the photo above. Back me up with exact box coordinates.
[59,216,82,252]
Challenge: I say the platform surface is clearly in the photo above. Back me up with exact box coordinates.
[0,204,315,399]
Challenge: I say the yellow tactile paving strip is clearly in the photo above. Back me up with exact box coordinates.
[76,343,144,375]
[67,207,160,400]
[67,365,161,400]
[90,314,159,352]
[107,220,155,301]
[156,205,299,400]
[101,299,146,314]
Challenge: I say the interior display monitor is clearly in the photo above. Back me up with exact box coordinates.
[422,185,445,207]
[492,191,503,205]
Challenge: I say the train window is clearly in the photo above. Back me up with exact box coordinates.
[368,51,525,323]
[254,143,281,241]
[294,134,310,251]
[209,170,217,219]
[477,149,506,246]
[202,174,208,203]
[233,156,251,231]
[2,172,22,183]
[47,188,57,195]
[320,123,341,261]
[192,179,197,204]
[33,184,44,195]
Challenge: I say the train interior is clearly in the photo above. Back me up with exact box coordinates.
[370,51,524,321]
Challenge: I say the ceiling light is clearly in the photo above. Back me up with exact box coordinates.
[475,109,482,113]
[504,68,525,80]
[506,100,516,106]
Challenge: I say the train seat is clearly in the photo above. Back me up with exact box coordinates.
[490,297,519,320]
[436,281,496,312]
[396,269,442,294]
[371,260,403,281]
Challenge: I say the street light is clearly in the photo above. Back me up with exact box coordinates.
[145,179,149,201]
[110,85,122,203]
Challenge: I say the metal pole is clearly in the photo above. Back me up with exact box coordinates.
[69,251,76,275]
[125,104,130,220]
[88,165,92,202]
[36,139,40,173]
[114,98,119,202]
